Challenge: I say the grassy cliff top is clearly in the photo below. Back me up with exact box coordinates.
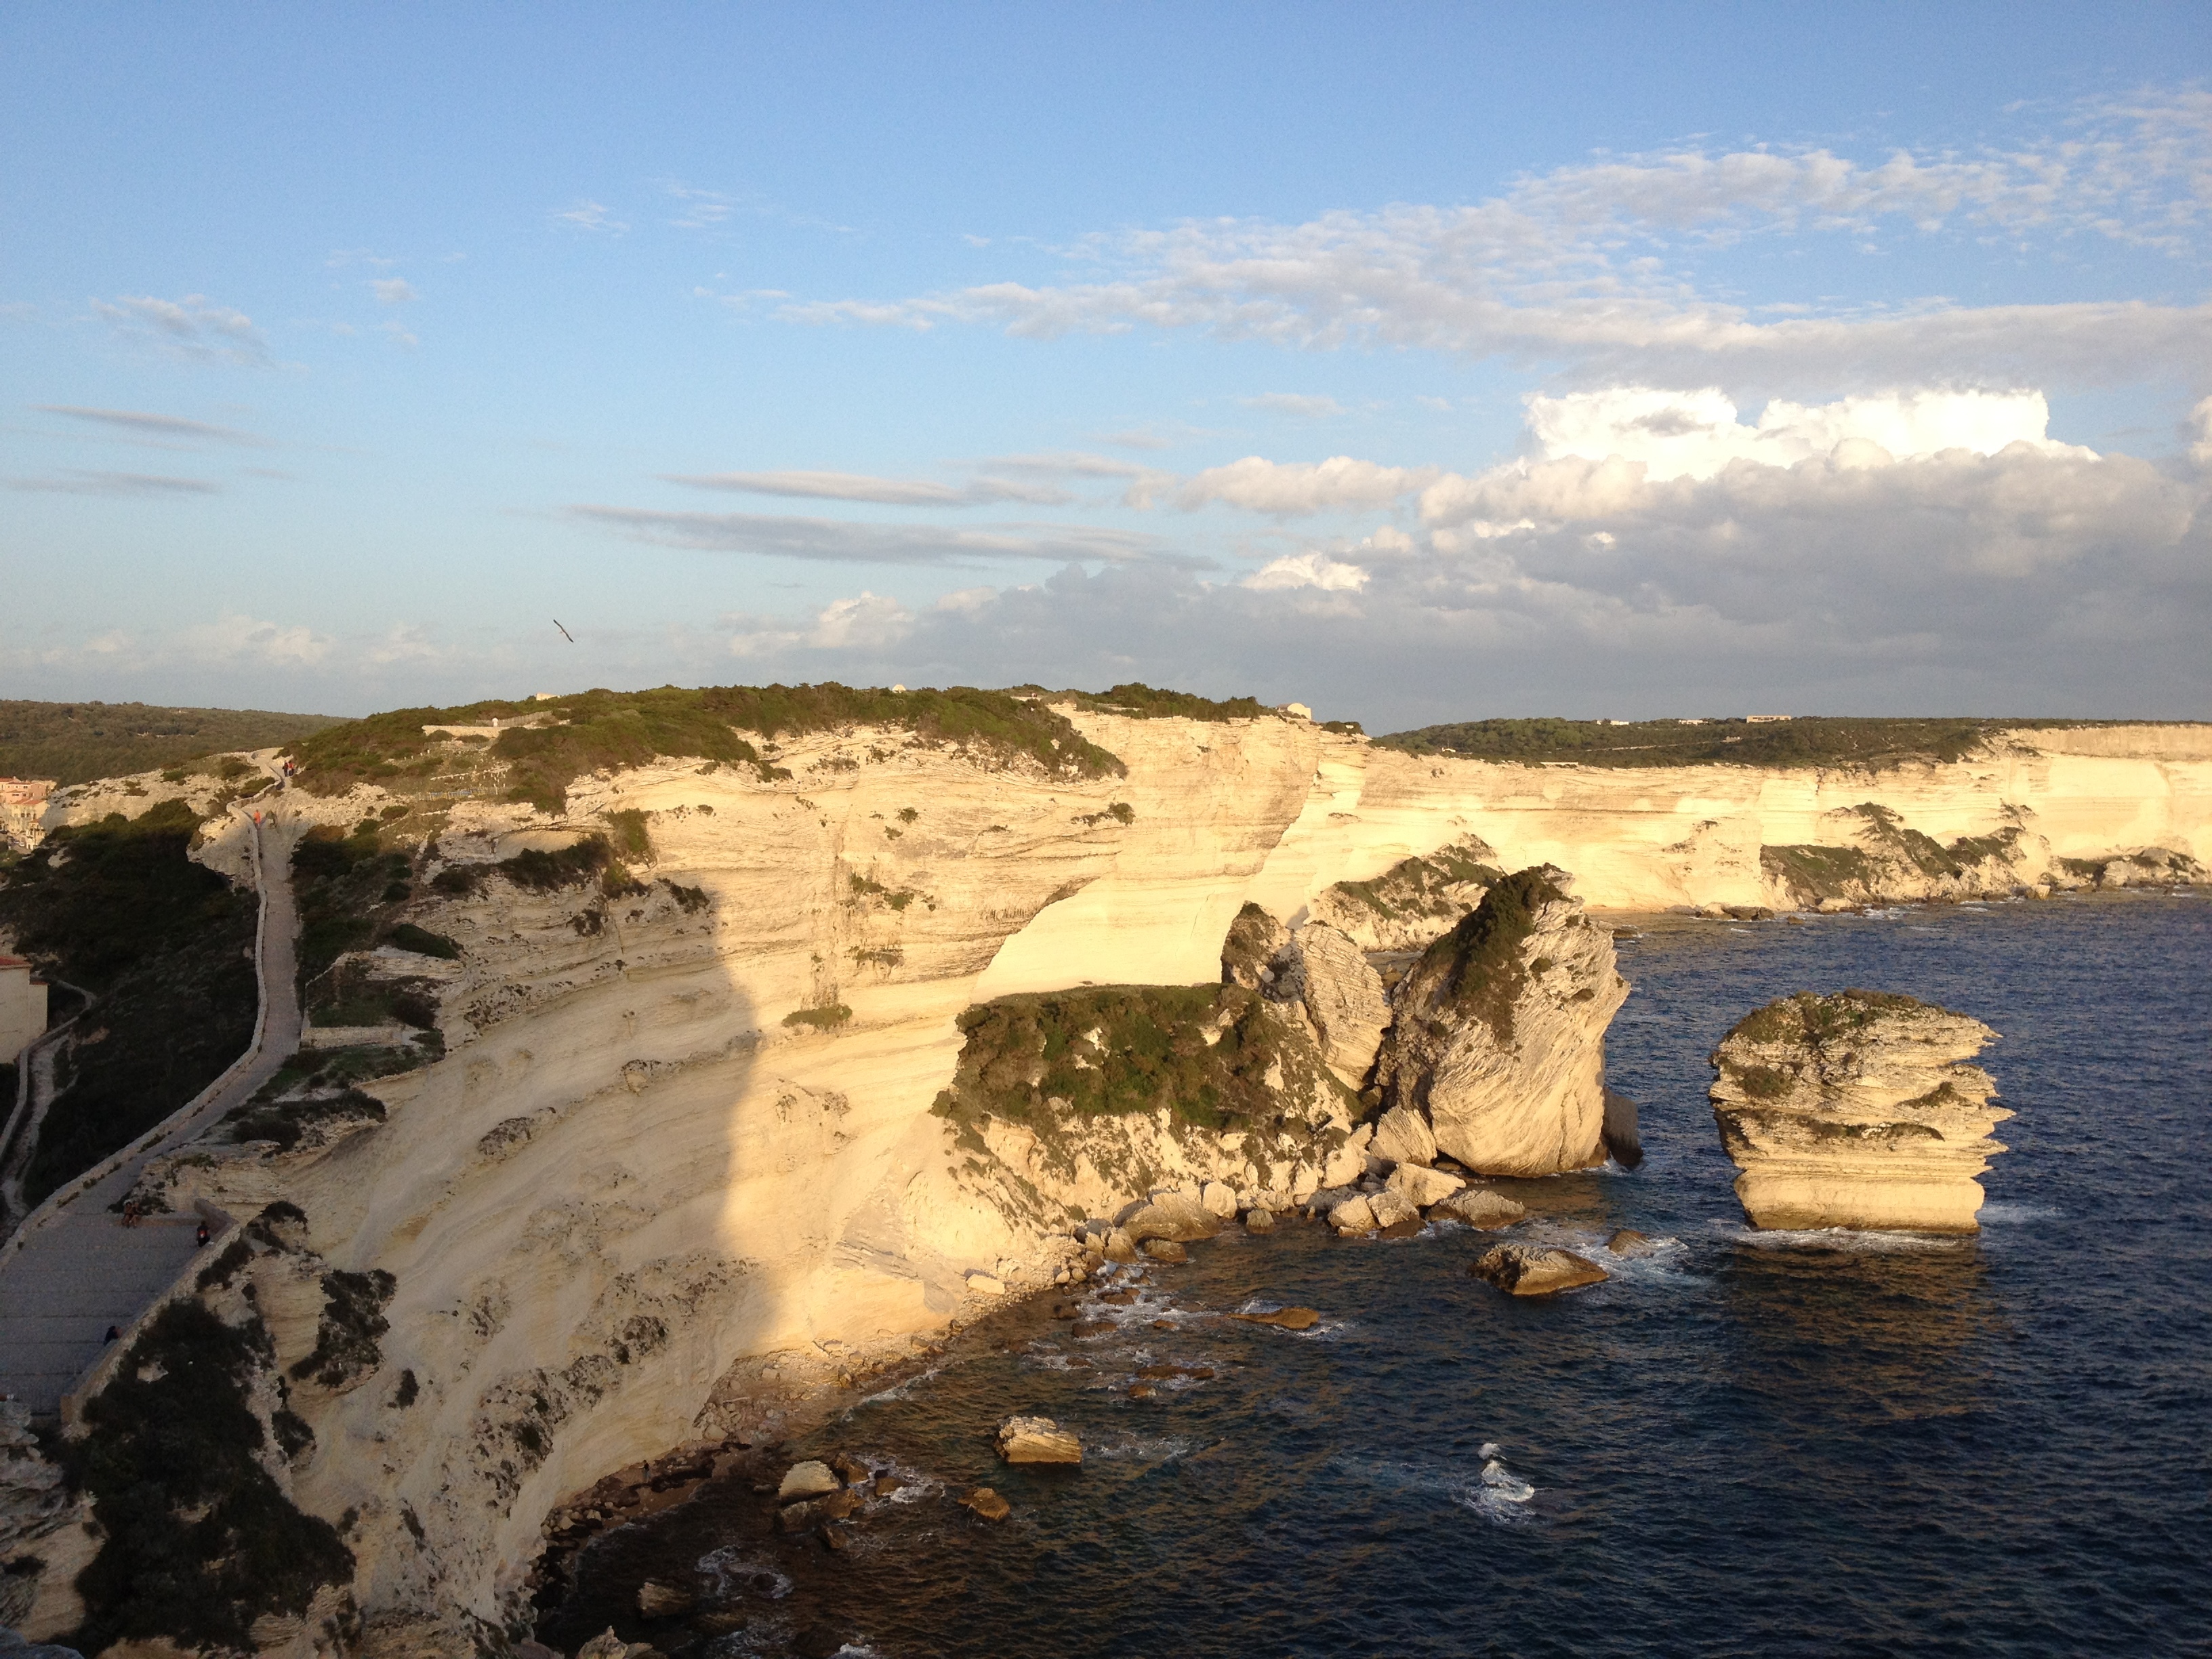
[288,682,1127,810]
[1372,715,2150,770]
[0,699,343,785]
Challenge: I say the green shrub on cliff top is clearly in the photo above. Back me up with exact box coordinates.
[1377,715,2121,771]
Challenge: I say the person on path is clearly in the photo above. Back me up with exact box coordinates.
[195,1221,209,1248]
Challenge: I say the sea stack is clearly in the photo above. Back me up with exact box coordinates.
[1371,867,1632,1176]
[1709,990,2009,1233]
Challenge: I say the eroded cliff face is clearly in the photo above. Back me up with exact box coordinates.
[1710,991,2007,1233]
[56,710,2209,1649]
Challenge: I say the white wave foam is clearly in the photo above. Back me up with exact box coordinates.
[697,1544,792,1603]
[1727,1223,1968,1254]
[1334,1451,1541,1527]
[1977,1202,2063,1224]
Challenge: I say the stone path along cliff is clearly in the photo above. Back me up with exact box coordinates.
[0,804,302,1416]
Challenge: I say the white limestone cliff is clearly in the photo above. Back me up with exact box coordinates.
[1710,991,2009,1233]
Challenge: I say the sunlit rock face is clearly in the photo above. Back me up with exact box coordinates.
[1709,991,2008,1234]
[1372,868,1630,1178]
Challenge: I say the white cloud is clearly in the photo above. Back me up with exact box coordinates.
[1242,393,1346,418]
[1524,387,2089,482]
[661,469,1072,507]
[553,200,627,234]
[729,591,916,657]
[1177,455,1440,515]
[778,89,2212,390]
[371,278,417,304]
[91,293,268,365]
[1243,552,1371,591]
[185,613,334,666]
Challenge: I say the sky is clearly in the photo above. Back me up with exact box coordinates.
[3,3,2209,730]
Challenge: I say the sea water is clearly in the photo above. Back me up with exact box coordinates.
[537,892,2210,1657]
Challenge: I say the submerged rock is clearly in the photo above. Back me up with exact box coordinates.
[998,1415,1082,1465]
[1431,1187,1525,1229]
[1605,1228,1650,1254]
[1372,868,1631,1177]
[1139,1237,1189,1264]
[1230,1305,1321,1330]
[1471,1244,1609,1296]
[1710,989,2008,1233]
[960,1486,1012,1521]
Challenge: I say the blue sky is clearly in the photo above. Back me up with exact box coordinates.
[3,3,2209,726]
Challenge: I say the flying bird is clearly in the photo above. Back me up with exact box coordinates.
[553,618,575,642]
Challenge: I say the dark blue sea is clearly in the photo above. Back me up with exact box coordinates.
[539,892,2211,1658]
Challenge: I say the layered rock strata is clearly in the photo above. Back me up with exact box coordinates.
[1372,868,1631,1176]
[1710,991,2008,1233]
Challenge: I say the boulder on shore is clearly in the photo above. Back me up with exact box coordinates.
[1119,1189,1223,1244]
[1387,1162,1465,1209]
[1372,868,1631,1177]
[1471,1244,1609,1296]
[1328,1193,1376,1234]
[1431,1187,1525,1229]
[1709,989,2007,1233]
[997,1415,1082,1464]
[1370,1102,1437,1167]
[777,1460,840,1503]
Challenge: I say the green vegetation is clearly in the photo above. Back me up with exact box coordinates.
[62,1296,354,1654]
[287,682,1124,811]
[1376,715,2123,771]
[1219,902,1283,987]
[1411,866,1568,1046]
[0,800,257,1203]
[291,1267,396,1389]
[0,699,341,787]
[781,1004,853,1030]
[605,807,653,859]
[1328,840,1504,925]
[1761,810,2030,903]
[937,982,1353,1136]
[1724,989,1938,1050]
[220,1086,388,1153]
[1050,682,1275,722]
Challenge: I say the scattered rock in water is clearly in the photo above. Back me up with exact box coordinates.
[817,1489,863,1519]
[1135,1363,1214,1381]
[1069,1318,1115,1338]
[1607,1228,1650,1254]
[1129,1382,1155,1399]
[1098,1287,1139,1305]
[1141,1238,1189,1264]
[1102,1228,1141,1264]
[1328,1193,1376,1235]
[1471,1243,1610,1296]
[1709,989,2009,1233]
[1431,1186,1526,1229]
[1231,1305,1321,1330]
[828,1450,872,1486]
[872,1472,908,1498]
[636,1580,695,1618]
[998,1415,1083,1464]
[575,1631,635,1659]
[1387,1161,1465,1208]
[778,1460,841,1503]
[794,1624,850,1658]
[777,1500,823,1535]
[960,1486,1012,1521]
[1368,1188,1420,1231]
[1244,1208,1276,1233]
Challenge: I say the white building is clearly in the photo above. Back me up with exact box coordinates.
[1,778,54,854]
[1,954,48,1063]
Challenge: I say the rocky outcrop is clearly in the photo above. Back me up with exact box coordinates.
[1372,868,1631,1176]
[1266,922,1391,1088]
[1471,1244,1608,1296]
[1710,990,2009,1233]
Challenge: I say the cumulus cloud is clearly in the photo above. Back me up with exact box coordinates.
[778,90,2212,390]
[35,405,272,447]
[662,469,1072,507]
[1242,552,1371,592]
[568,504,1179,567]
[1178,455,1440,515]
[1524,387,2090,481]
[371,278,417,304]
[553,200,627,234]
[91,293,268,365]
